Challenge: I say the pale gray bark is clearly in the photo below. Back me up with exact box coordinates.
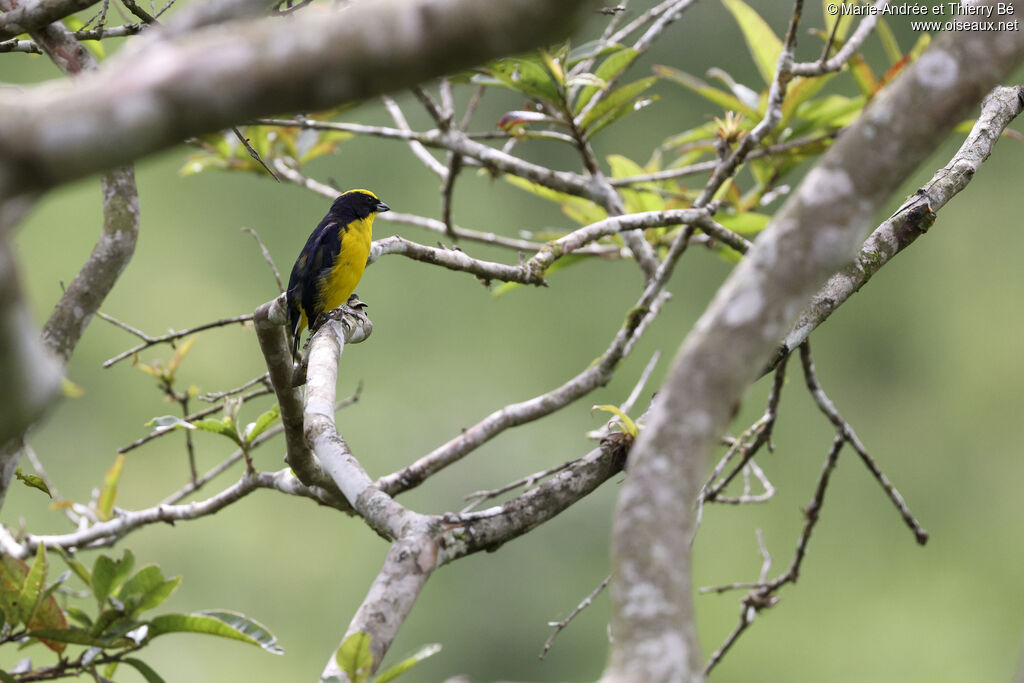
[603,4,1024,681]
[0,0,598,198]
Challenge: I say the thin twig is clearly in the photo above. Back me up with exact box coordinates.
[381,95,448,178]
[799,342,928,544]
[118,386,272,454]
[539,574,611,659]
[241,226,283,293]
[461,459,579,513]
[101,313,253,367]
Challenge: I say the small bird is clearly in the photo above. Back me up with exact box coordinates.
[286,189,390,358]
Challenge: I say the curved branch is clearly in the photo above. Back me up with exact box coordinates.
[42,165,139,362]
[0,0,100,40]
[0,0,599,197]
[765,84,1024,373]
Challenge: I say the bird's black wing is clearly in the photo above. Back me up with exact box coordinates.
[286,218,343,357]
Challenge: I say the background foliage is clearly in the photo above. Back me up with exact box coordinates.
[2,1,1023,680]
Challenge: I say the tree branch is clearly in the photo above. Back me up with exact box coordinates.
[765,84,1024,374]
[604,7,1024,681]
[0,0,100,40]
[0,0,599,198]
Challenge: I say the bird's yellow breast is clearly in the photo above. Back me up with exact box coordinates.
[317,215,374,313]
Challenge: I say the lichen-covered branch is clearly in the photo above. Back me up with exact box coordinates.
[0,0,599,198]
[604,7,1024,681]
[765,84,1024,373]
[0,0,100,40]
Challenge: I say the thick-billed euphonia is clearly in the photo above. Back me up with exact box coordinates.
[286,189,390,358]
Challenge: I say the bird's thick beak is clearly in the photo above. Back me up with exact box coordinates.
[376,201,391,213]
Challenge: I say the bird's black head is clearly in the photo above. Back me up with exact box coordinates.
[331,189,390,221]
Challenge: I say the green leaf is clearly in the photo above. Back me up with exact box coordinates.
[574,45,638,115]
[136,578,180,615]
[122,658,167,683]
[566,39,624,67]
[539,49,565,87]
[715,211,771,235]
[579,76,657,132]
[721,0,782,85]
[244,404,281,445]
[97,454,125,521]
[375,643,442,683]
[875,17,902,65]
[907,32,931,61]
[17,544,47,626]
[0,556,26,627]
[584,94,660,139]
[822,0,852,41]
[503,175,606,226]
[661,121,720,150]
[479,58,560,102]
[179,153,228,177]
[92,551,135,605]
[26,628,117,648]
[120,566,180,615]
[148,611,284,654]
[779,74,834,130]
[59,551,92,587]
[654,66,761,120]
[606,155,664,213]
[848,54,878,97]
[166,337,195,379]
[14,468,51,498]
[61,376,85,398]
[792,94,865,136]
[0,670,16,683]
[66,606,93,628]
[336,631,373,683]
[63,16,104,59]
[191,417,242,446]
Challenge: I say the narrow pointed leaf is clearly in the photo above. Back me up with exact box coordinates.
[375,643,443,683]
[721,0,782,84]
[574,46,638,114]
[14,469,51,498]
[123,658,167,683]
[654,66,761,119]
[17,544,46,626]
[148,611,283,654]
[97,455,125,521]
[579,76,657,132]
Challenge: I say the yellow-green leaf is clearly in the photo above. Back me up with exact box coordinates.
[97,455,125,521]
[716,211,771,235]
[607,154,664,213]
[579,76,657,132]
[654,65,761,120]
[574,45,638,115]
[504,175,607,225]
[592,405,638,438]
[167,337,196,377]
[15,468,51,498]
[337,631,373,683]
[875,17,902,64]
[61,376,84,398]
[721,0,782,85]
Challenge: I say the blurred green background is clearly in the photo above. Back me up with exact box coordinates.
[2,1,1023,681]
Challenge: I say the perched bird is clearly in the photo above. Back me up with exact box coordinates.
[286,189,390,358]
